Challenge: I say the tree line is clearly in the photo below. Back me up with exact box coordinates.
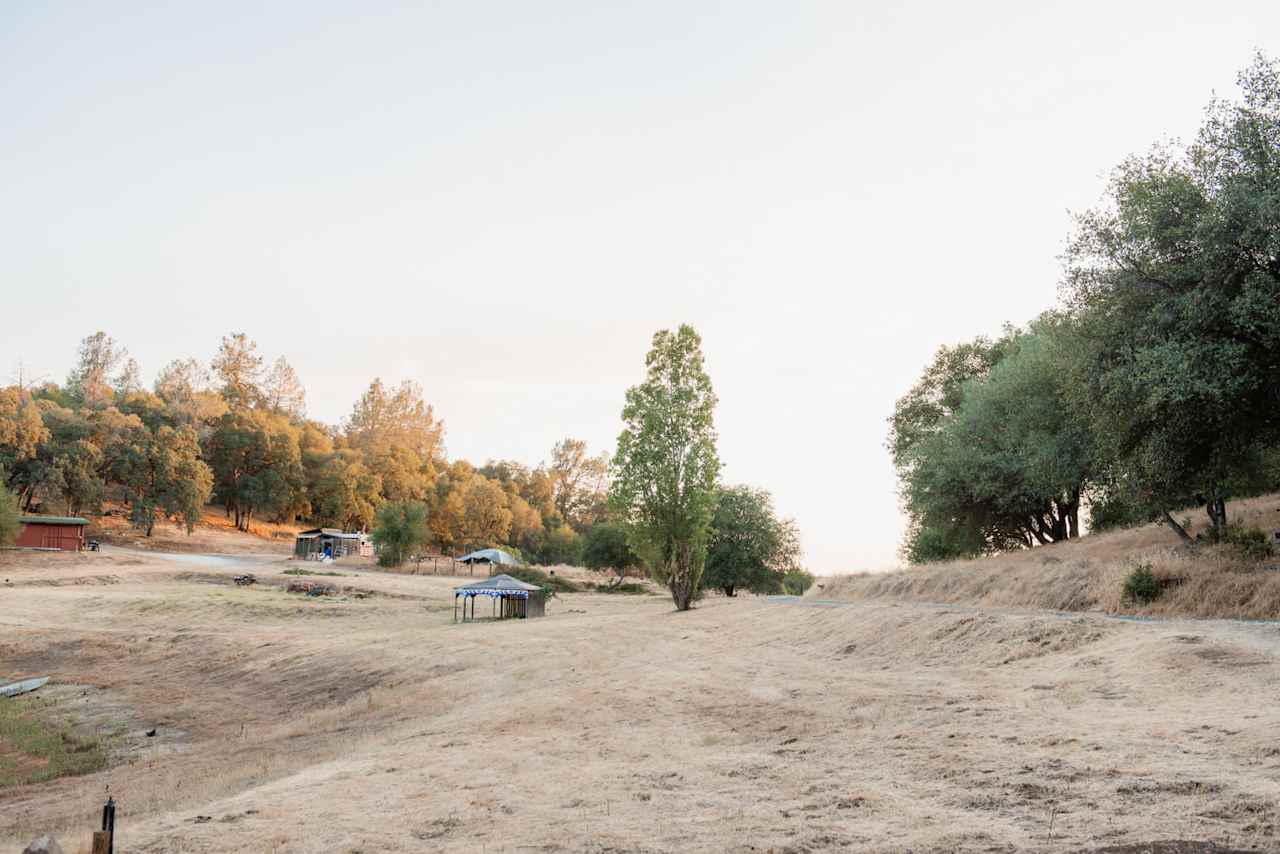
[0,331,619,564]
[1,326,809,600]
[891,54,1280,563]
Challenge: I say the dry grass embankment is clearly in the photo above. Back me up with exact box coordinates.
[820,494,1280,620]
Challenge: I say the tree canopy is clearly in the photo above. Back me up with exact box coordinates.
[702,485,801,597]
[894,53,1280,560]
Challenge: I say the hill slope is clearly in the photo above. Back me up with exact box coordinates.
[820,494,1280,620]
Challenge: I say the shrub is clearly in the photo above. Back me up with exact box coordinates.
[506,565,580,593]
[782,569,816,596]
[372,500,429,567]
[582,522,640,585]
[0,487,19,547]
[595,581,650,595]
[1224,525,1273,561]
[1123,564,1161,604]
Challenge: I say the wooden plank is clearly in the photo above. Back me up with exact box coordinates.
[92,831,112,854]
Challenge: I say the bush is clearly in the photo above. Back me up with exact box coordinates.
[372,500,429,567]
[1123,564,1161,604]
[533,526,582,566]
[782,569,816,596]
[594,581,650,595]
[1224,525,1273,561]
[506,565,580,593]
[0,488,19,547]
[582,522,640,584]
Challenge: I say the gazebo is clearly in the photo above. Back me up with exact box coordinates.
[453,574,545,622]
[456,547,521,569]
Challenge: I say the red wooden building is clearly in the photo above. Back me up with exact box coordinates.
[14,515,89,551]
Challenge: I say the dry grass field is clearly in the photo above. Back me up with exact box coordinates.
[3,541,1280,853]
[821,494,1280,621]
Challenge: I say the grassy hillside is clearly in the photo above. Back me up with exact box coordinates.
[819,493,1280,620]
[86,504,300,555]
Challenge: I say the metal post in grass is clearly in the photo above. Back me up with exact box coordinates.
[91,796,116,854]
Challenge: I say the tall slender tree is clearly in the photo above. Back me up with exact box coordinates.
[610,325,721,611]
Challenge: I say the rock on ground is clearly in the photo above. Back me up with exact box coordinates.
[22,836,64,854]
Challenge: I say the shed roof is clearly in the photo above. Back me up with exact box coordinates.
[297,528,364,539]
[454,573,541,593]
[20,515,89,526]
[457,547,521,566]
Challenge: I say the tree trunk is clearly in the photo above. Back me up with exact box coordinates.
[723,585,736,597]
[669,550,696,611]
[1163,511,1194,545]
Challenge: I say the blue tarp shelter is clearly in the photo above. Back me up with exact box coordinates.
[456,548,522,567]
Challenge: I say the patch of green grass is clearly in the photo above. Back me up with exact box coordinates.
[283,568,348,577]
[0,697,106,788]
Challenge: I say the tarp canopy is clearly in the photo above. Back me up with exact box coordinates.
[454,573,541,598]
[456,548,521,566]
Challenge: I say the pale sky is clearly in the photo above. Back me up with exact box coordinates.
[3,3,1277,572]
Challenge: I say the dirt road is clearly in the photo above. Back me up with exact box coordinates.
[2,550,1278,852]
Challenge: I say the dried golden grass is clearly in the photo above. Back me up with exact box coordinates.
[819,494,1280,620]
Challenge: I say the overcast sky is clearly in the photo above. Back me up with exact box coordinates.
[2,2,1276,572]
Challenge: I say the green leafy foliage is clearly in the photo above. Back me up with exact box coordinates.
[372,500,430,567]
[0,486,19,546]
[782,569,816,596]
[581,521,640,584]
[116,423,213,536]
[1064,53,1280,542]
[702,485,801,596]
[505,565,580,592]
[1221,525,1273,561]
[1123,564,1161,604]
[610,325,721,610]
[893,320,1095,561]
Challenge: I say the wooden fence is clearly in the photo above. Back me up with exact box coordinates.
[402,555,495,577]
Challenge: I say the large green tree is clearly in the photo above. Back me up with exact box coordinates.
[702,486,801,597]
[1064,53,1280,542]
[610,325,721,610]
[205,411,306,530]
[117,424,213,536]
[892,320,1097,561]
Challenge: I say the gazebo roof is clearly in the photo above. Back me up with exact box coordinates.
[456,548,521,566]
[454,573,541,594]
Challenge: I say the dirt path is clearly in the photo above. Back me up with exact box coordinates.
[3,551,1279,852]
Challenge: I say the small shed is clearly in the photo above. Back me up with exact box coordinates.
[294,528,370,559]
[454,574,546,622]
[14,516,89,551]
